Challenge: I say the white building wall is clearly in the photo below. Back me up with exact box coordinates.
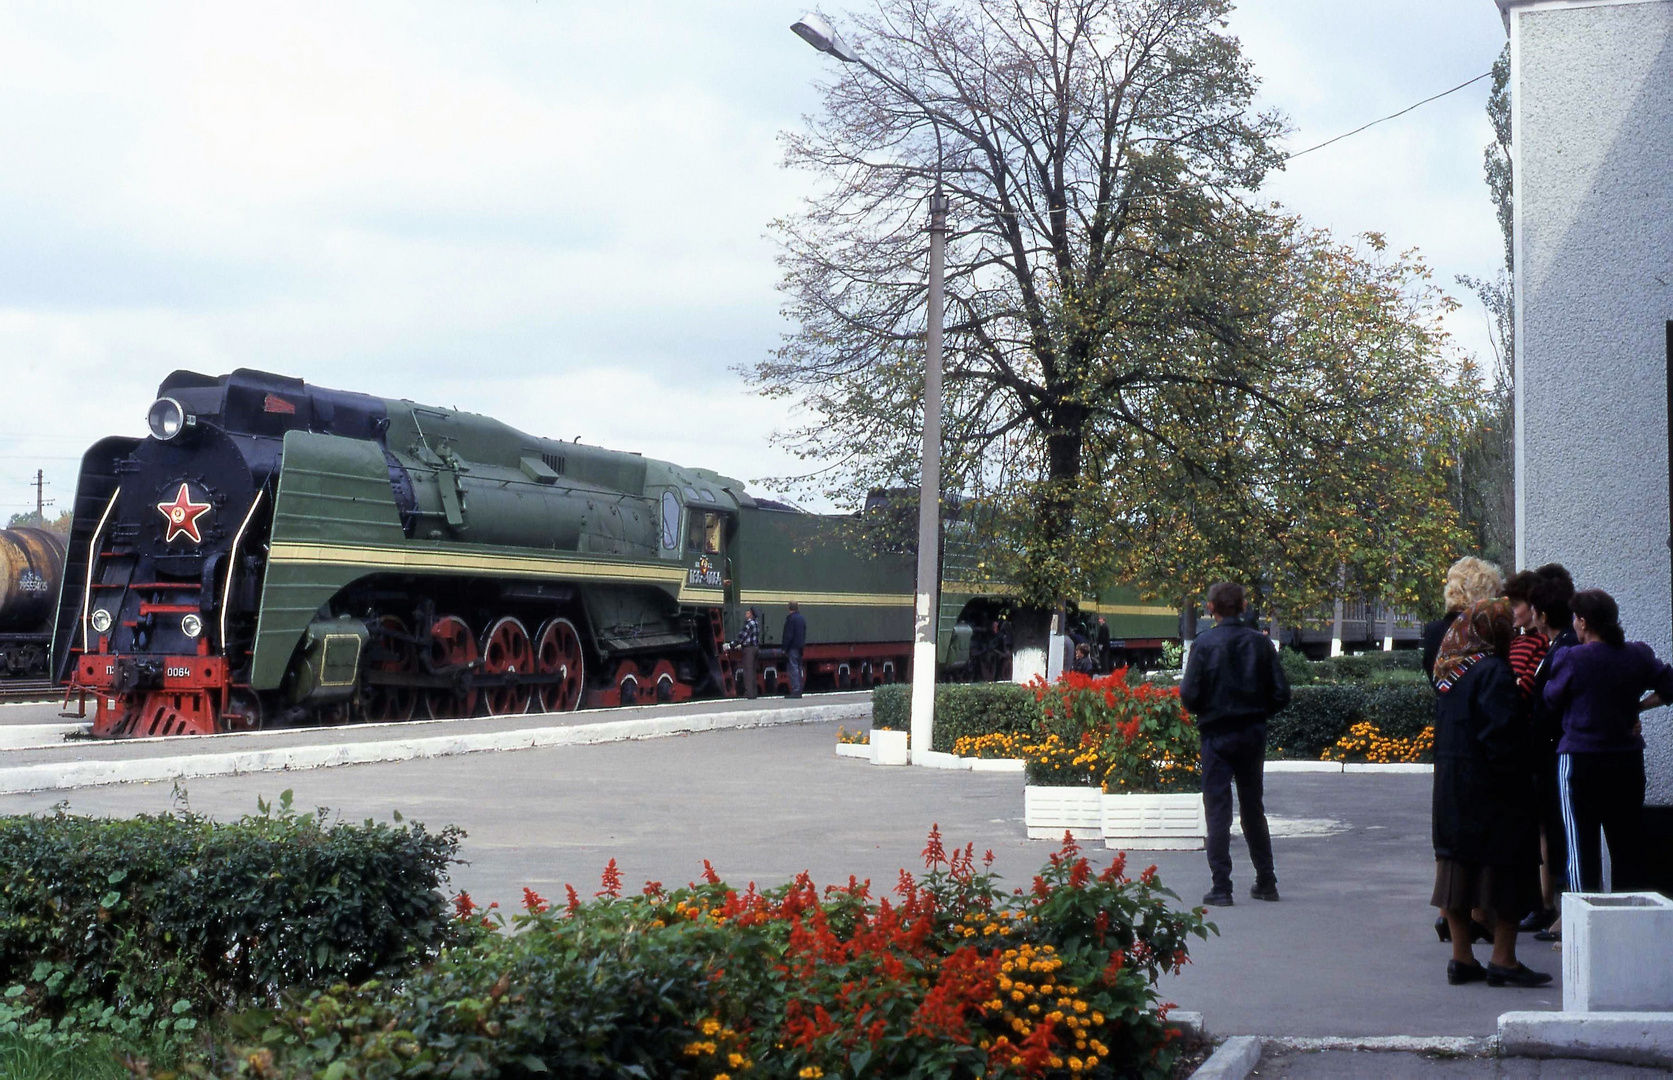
[1505,0,1673,803]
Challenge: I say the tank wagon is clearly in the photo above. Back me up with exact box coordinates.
[52,370,1169,738]
[0,527,65,679]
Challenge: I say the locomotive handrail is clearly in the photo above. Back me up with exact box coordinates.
[79,488,121,653]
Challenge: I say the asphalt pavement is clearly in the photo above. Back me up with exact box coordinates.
[0,715,1581,1042]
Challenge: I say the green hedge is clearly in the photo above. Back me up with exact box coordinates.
[872,682,1043,752]
[1279,648,1423,686]
[0,793,461,1045]
[1267,682,1434,758]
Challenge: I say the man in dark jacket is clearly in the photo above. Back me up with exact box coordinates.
[1180,582,1291,906]
[782,601,807,699]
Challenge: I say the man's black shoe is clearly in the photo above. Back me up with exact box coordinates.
[1250,882,1280,902]
[1518,907,1557,933]
[1201,890,1234,907]
[1447,959,1487,985]
[1485,962,1552,988]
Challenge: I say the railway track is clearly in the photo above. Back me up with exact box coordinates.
[0,680,59,704]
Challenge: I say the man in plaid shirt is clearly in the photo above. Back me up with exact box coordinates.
[732,607,760,699]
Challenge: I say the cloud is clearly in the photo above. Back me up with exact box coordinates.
[0,1,1512,521]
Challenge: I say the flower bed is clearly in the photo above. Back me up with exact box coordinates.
[1321,720,1434,764]
[1029,672,1199,795]
[214,829,1213,1079]
[1267,682,1432,760]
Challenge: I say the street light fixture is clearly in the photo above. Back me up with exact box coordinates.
[791,13,947,766]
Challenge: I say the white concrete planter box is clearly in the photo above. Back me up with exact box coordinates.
[834,742,870,759]
[869,728,910,766]
[966,757,1026,773]
[1024,785,1103,840]
[1100,791,1206,851]
[1562,892,1673,1013]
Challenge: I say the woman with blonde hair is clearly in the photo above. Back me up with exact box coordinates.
[1424,557,1504,689]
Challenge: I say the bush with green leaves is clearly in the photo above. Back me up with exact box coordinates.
[1267,682,1434,759]
[0,791,460,1049]
[873,682,1044,752]
[208,830,1211,1079]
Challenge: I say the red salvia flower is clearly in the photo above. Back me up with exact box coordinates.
[564,884,581,915]
[597,858,622,899]
[521,887,548,913]
[702,859,721,885]
[452,891,477,920]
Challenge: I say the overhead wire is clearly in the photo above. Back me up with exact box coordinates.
[1284,70,1495,161]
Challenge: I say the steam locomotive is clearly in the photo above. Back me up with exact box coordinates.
[52,369,1177,738]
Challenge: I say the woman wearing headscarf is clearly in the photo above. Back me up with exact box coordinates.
[1422,557,1504,689]
[1430,599,1550,987]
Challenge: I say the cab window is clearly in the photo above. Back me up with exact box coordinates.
[686,510,722,555]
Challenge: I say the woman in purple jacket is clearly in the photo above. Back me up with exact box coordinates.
[1543,589,1673,894]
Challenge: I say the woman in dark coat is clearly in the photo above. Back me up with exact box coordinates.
[1431,599,1550,987]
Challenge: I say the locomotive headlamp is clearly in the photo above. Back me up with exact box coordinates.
[181,614,203,639]
[146,397,196,442]
[90,608,113,634]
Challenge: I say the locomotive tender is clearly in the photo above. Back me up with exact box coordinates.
[52,370,1176,738]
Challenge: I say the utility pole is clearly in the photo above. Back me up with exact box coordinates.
[30,469,53,524]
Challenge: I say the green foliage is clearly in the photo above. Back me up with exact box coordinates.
[0,1032,140,1080]
[0,793,461,1050]
[872,682,1044,752]
[208,831,1212,1079]
[1278,648,1315,686]
[1311,650,1423,682]
[1267,683,1434,759]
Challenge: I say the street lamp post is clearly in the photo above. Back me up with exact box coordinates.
[792,14,944,765]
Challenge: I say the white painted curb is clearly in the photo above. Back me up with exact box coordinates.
[0,702,870,795]
[1265,760,1433,774]
[1191,1035,1261,1080]
[1342,762,1432,774]
[1499,1011,1673,1068]
[966,757,1025,772]
[833,742,870,759]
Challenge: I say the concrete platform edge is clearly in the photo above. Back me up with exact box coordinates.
[1498,1010,1673,1068]
[1191,1035,1261,1080]
[0,702,870,795]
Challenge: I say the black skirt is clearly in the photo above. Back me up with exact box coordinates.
[1431,857,1538,923]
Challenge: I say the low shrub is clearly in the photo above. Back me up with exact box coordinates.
[873,682,1044,752]
[1267,682,1435,759]
[1277,648,1315,686]
[0,792,461,1048]
[1311,650,1423,681]
[213,829,1213,1080]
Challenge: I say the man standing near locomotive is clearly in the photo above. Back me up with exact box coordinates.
[1180,581,1291,907]
[783,601,807,698]
[732,607,761,700]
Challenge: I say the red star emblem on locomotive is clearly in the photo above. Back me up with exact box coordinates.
[156,483,212,544]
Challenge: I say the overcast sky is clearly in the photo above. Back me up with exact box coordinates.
[0,0,1511,521]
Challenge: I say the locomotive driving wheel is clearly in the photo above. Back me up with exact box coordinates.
[481,616,534,716]
[533,617,585,712]
[363,615,418,722]
[650,658,678,703]
[614,660,642,705]
[425,614,479,720]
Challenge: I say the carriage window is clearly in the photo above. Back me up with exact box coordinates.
[686,511,722,554]
[660,491,680,550]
